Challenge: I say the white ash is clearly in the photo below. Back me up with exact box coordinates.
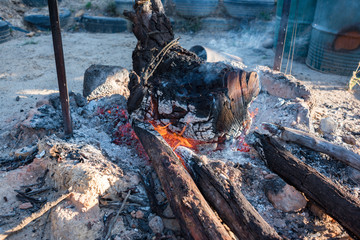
[158,99,173,115]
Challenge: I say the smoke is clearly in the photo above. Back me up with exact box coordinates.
[181,18,276,70]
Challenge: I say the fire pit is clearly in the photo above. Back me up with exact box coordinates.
[0,0,359,239]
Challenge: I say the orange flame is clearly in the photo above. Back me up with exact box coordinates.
[150,121,198,151]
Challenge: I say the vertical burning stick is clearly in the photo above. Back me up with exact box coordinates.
[48,0,72,135]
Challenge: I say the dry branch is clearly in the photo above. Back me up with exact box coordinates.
[103,190,131,240]
[176,146,282,240]
[249,132,360,238]
[133,121,232,240]
[0,191,72,240]
[264,123,360,171]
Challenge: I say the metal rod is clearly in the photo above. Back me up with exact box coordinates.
[48,0,73,135]
[273,0,292,71]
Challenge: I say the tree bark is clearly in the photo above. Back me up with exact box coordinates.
[263,123,360,171]
[249,132,360,239]
[176,146,282,240]
[132,121,232,240]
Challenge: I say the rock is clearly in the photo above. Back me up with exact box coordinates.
[258,66,311,101]
[15,96,20,101]
[264,173,277,179]
[262,38,274,49]
[19,202,33,209]
[264,177,307,212]
[131,210,144,219]
[148,216,164,234]
[74,93,87,107]
[273,218,286,228]
[342,135,357,145]
[162,204,175,218]
[155,192,166,204]
[320,117,337,134]
[14,145,37,159]
[83,65,130,101]
[135,210,144,219]
[293,100,312,128]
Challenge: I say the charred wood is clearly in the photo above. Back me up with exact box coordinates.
[176,146,282,240]
[125,0,259,142]
[263,123,360,171]
[249,132,360,238]
[132,121,232,240]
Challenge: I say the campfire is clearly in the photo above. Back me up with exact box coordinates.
[0,0,360,240]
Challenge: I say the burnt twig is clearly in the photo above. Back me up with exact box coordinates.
[0,191,72,240]
[103,190,132,240]
[140,172,168,218]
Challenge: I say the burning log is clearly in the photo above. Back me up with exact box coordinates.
[132,121,232,240]
[249,132,360,238]
[125,0,259,143]
[176,146,282,240]
[263,123,360,171]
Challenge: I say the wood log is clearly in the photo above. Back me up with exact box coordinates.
[176,146,282,240]
[263,123,360,171]
[132,121,232,240]
[125,0,259,143]
[249,132,360,238]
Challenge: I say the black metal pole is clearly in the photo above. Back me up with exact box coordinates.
[273,0,292,71]
[48,0,73,135]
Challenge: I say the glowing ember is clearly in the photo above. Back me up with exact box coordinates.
[96,106,148,160]
[233,135,250,152]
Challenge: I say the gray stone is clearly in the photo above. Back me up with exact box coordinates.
[83,65,130,101]
[258,66,311,101]
[264,177,307,212]
[342,135,357,145]
[320,117,337,134]
[74,93,87,107]
[148,216,164,234]
[162,204,175,218]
